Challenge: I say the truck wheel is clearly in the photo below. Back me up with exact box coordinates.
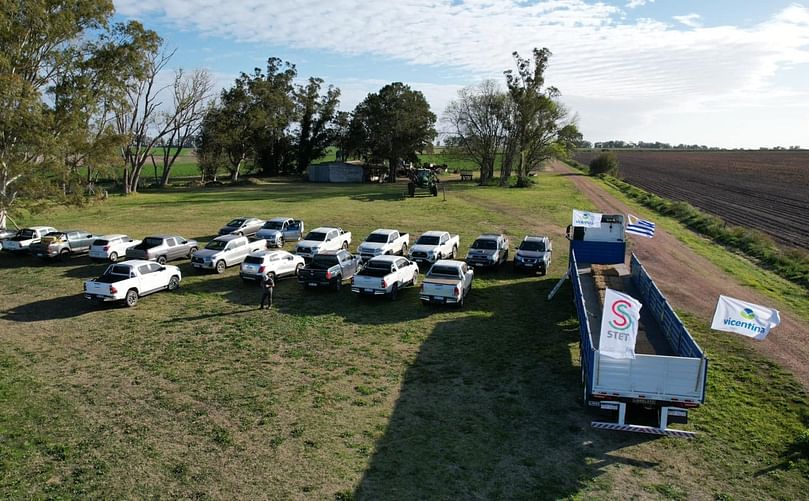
[59,249,70,260]
[409,270,418,286]
[389,283,398,301]
[401,243,407,255]
[295,263,303,276]
[342,241,348,250]
[168,275,180,291]
[188,247,197,257]
[457,294,465,308]
[109,252,118,262]
[450,246,457,259]
[157,256,167,265]
[125,289,139,307]
[333,277,342,291]
[215,260,226,274]
[421,299,430,307]
[278,236,285,247]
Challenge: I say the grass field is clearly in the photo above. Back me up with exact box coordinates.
[1,174,807,498]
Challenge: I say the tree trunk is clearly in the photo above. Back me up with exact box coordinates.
[230,159,242,181]
[388,157,397,183]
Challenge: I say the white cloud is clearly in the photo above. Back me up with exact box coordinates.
[626,0,652,9]
[114,0,809,147]
[673,13,702,28]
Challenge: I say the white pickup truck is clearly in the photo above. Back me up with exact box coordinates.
[351,255,419,300]
[191,234,269,273]
[408,231,459,265]
[296,227,352,260]
[357,229,409,261]
[1,226,57,253]
[84,260,182,307]
[419,259,474,307]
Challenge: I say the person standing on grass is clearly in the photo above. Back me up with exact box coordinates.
[260,273,275,310]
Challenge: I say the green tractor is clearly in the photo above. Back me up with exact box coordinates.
[407,168,439,197]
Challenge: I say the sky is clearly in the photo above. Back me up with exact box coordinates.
[112,0,809,148]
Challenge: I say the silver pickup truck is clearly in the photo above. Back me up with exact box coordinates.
[126,235,198,264]
[191,235,269,273]
[256,217,304,247]
[30,230,95,259]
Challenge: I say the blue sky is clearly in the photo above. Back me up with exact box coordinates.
[113,0,809,148]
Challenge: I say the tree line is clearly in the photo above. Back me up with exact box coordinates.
[1,0,581,218]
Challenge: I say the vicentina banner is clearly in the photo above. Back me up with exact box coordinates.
[572,209,602,228]
[599,288,643,359]
[711,295,781,340]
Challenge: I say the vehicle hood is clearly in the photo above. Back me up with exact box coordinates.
[358,242,386,253]
[257,229,282,239]
[194,249,222,260]
[297,239,324,248]
[516,249,549,260]
[466,248,497,258]
[410,244,437,254]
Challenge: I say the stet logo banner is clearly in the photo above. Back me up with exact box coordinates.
[711,295,781,340]
[599,288,643,359]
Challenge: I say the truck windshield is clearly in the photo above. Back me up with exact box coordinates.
[304,232,327,241]
[416,235,440,245]
[366,233,390,243]
[519,241,545,251]
[226,219,245,227]
[263,221,284,230]
[205,240,228,250]
[311,255,339,268]
[428,266,459,278]
[471,239,497,250]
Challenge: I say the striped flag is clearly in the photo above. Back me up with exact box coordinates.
[626,214,655,238]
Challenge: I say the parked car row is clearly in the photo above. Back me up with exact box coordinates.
[3,217,553,308]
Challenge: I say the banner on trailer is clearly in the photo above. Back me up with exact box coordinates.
[599,288,642,359]
[572,210,602,228]
[711,295,781,340]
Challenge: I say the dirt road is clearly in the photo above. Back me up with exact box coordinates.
[553,161,809,389]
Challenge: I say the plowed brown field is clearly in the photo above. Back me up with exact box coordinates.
[573,150,809,249]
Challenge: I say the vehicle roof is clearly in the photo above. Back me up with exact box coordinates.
[522,235,549,241]
[432,259,464,267]
[367,255,400,264]
[249,249,292,258]
[314,249,343,256]
[475,233,503,239]
[310,226,340,232]
[96,234,129,240]
[369,228,398,235]
[25,226,57,231]
[268,217,293,223]
[145,234,182,239]
[421,230,448,237]
[115,259,153,267]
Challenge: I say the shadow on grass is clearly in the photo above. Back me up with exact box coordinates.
[1,293,96,322]
[354,279,658,499]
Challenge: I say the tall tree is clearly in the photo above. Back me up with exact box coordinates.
[294,77,340,173]
[502,48,580,187]
[156,69,213,186]
[349,83,436,182]
[0,0,150,212]
[444,80,509,184]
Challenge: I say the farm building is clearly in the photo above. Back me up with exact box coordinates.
[307,162,364,183]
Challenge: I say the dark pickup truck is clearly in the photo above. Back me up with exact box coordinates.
[30,230,95,259]
[297,250,362,290]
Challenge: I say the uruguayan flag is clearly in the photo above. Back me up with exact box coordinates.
[626,214,655,238]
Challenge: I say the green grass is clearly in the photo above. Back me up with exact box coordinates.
[1,174,807,498]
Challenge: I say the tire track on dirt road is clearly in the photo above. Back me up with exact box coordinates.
[553,161,809,390]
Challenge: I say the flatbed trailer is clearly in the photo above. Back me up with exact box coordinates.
[569,215,708,438]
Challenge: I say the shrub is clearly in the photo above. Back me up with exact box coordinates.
[589,152,619,176]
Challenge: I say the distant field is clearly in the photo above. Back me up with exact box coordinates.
[574,150,809,249]
[1,174,807,498]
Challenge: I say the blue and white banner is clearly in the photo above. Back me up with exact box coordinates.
[572,209,602,228]
[599,288,643,359]
[711,295,781,340]
[626,214,655,238]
